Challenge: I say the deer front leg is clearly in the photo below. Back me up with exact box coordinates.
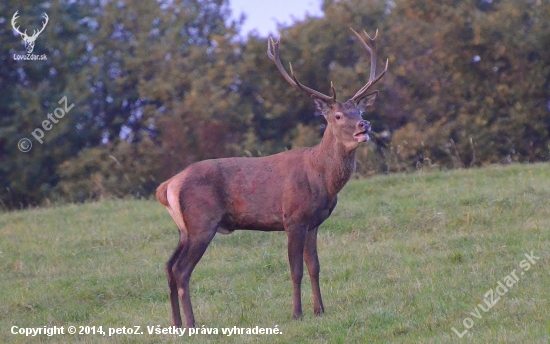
[304,226,324,316]
[286,227,306,319]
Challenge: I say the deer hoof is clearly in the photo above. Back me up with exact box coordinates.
[292,312,303,320]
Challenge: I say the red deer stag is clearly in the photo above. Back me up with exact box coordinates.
[156,28,388,328]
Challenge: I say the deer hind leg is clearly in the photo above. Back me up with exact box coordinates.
[164,204,190,328]
[166,232,188,327]
[304,226,324,316]
[286,227,307,319]
[172,221,217,328]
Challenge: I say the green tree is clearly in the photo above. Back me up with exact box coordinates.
[3,0,550,208]
[238,0,389,154]
[386,0,550,168]
[0,1,94,208]
[54,0,248,200]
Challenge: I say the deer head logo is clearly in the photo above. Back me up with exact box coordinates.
[11,11,49,54]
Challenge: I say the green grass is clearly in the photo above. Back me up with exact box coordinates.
[1,163,550,343]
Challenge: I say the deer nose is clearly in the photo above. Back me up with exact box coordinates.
[358,120,371,132]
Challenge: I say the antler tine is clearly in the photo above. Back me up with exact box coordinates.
[364,29,378,82]
[267,36,336,102]
[267,36,298,88]
[11,11,26,37]
[351,58,388,101]
[31,13,49,39]
[41,13,49,28]
[11,11,19,26]
[363,29,378,42]
[349,28,388,101]
[288,62,336,102]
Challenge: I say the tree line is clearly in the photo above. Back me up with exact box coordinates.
[1,0,549,209]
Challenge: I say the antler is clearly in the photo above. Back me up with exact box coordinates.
[29,13,49,41]
[267,36,336,103]
[11,12,48,41]
[11,11,27,38]
[349,28,388,101]
[32,13,50,37]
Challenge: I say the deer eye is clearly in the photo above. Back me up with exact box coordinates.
[335,114,341,120]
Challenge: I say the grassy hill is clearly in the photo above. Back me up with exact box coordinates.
[1,164,549,343]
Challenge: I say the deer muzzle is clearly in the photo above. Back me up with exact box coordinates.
[353,120,371,142]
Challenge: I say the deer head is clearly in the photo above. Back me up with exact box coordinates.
[267,28,388,152]
[11,11,49,54]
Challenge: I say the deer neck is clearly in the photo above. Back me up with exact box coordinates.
[308,128,357,197]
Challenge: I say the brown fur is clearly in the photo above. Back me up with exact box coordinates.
[157,99,379,327]
[157,30,386,327]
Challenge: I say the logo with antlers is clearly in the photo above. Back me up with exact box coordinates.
[11,11,49,54]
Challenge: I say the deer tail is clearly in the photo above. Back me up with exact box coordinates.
[156,180,170,207]
[157,178,187,233]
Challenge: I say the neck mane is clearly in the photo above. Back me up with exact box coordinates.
[307,127,358,196]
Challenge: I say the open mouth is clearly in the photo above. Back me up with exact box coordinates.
[353,131,370,142]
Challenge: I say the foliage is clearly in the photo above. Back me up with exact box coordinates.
[1,0,550,207]
[385,0,550,168]
[0,0,94,208]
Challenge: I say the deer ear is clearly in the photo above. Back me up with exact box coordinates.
[355,91,378,113]
[313,97,332,117]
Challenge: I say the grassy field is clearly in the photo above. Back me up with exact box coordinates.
[1,163,549,343]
